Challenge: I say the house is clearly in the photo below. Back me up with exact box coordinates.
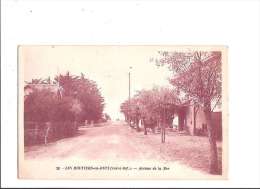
[184,105,222,140]
[172,103,222,140]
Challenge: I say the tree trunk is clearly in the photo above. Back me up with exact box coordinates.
[193,107,197,135]
[136,118,140,132]
[204,106,219,174]
[178,112,184,131]
[144,126,147,135]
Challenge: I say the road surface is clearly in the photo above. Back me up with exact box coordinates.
[22,121,219,179]
[25,121,162,160]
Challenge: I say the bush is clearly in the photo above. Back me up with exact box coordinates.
[24,73,105,146]
[50,96,76,122]
[24,89,80,146]
[24,89,57,122]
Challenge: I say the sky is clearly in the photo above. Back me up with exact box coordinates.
[20,46,174,120]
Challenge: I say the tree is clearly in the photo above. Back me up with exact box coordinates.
[120,86,180,133]
[24,89,57,122]
[25,77,52,84]
[24,72,105,144]
[26,78,44,84]
[24,89,79,144]
[153,51,222,174]
[54,71,79,96]
[54,72,105,123]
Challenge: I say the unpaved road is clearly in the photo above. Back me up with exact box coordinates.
[25,121,161,161]
[23,121,220,179]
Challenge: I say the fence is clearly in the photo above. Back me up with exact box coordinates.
[24,121,78,146]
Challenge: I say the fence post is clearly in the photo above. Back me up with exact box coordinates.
[44,122,51,145]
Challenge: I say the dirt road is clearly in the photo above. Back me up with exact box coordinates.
[22,121,221,179]
[25,121,161,161]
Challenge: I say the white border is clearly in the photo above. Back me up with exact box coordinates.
[1,0,260,187]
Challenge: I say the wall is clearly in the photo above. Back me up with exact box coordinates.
[184,105,222,140]
[184,106,194,134]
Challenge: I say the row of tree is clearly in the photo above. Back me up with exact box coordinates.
[155,51,222,175]
[25,72,105,123]
[120,87,181,129]
[24,72,106,145]
[121,51,222,174]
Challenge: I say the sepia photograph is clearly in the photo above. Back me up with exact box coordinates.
[2,0,260,187]
[3,0,260,187]
[18,45,228,179]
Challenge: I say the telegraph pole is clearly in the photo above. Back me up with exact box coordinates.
[129,70,131,104]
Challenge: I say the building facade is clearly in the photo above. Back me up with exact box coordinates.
[182,105,222,140]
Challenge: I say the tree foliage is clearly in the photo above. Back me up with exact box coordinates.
[155,51,221,109]
[54,72,105,122]
[25,72,105,123]
[153,50,222,174]
[24,89,57,122]
[120,86,180,123]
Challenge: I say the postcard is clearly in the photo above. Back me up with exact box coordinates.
[18,45,228,179]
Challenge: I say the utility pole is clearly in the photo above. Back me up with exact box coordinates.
[161,95,169,143]
[161,105,165,143]
[129,70,131,105]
